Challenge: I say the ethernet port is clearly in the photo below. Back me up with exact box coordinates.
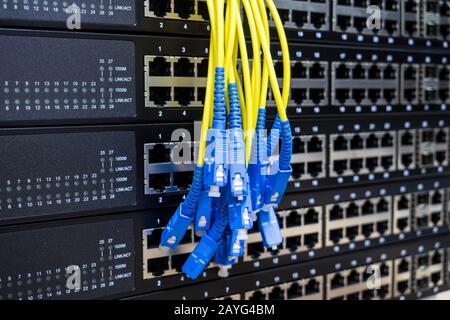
[249,290,265,300]
[381,156,393,170]
[336,64,350,79]
[368,89,381,103]
[366,134,379,148]
[305,279,320,295]
[416,216,429,228]
[377,198,389,212]
[171,253,190,272]
[247,242,265,259]
[422,154,434,166]
[337,15,351,31]
[353,64,366,79]
[427,1,438,13]
[310,89,325,104]
[330,205,344,220]
[286,236,301,252]
[149,57,171,77]
[441,2,450,16]
[425,89,438,102]
[197,1,209,20]
[436,130,447,143]
[405,0,417,13]
[146,228,163,249]
[432,192,442,204]
[330,229,343,244]
[440,25,450,38]
[304,208,319,225]
[293,62,308,78]
[385,20,398,34]
[431,212,442,225]
[377,221,389,235]
[275,61,284,76]
[147,257,169,276]
[331,273,345,289]
[291,163,305,179]
[336,89,350,104]
[293,137,305,154]
[174,87,195,106]
[308,136,323,152]
[417,278,429,290]
[427,24,438,37]
[362,223,374,237]
[402,153,413,168]
[362,201,375,215]
[173,171,193,189]
[382,133,394,147]
[148,144,171,163]
[287,283,303,299]
[149,87,171,106]
[397,280,409,294]
[385,0,398,10]
[354,17,367,32]
[292,11,308,28]
[350,158,363,174]
[334,135,348,151]
[398,259,410,273]
[404,88,416,102]
[398,196,409,210]
[405,21,418,36]
[431,272,441,285]
[307,161,322,178]
[174,0,196,19]
[439,67,449,80]
[310,63,325,79]
[425,66,438,78]
[378,285,389,299]
[432,251,442,264]
[311,13,326,29]
[401,131,414,146]
[352,89,365,104]
[286,210,301,227]
[346,203,359,218]
[417,193,429,205]
[347,270,360,286]
[333,160,347,175]
[148,1,171,18]
[148,173,170,191]
[369,65,381,79]
[418,255,429,268]
[197,59,209,77]
[174,58,195,77]
[380,263,390,276]
[384,89,396,103]
[278,9,290,25]
[439,89,449,102]
[346,226,359,241]
[304,233,319,249]
[397,218,408,232]
[268,287,284,300]
[404,66,417,80]
[350,135,364,149]
[292,88,307,105]
[197,87,206,104]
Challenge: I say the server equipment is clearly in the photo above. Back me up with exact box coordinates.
[1,0,450,300]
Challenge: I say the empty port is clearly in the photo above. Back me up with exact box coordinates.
[404,66,417,80]
[293,62,308,78]
[149,57,171,76]
[346,226,359,241]
[149,87,171,106]
[397,218,408,231]
[148,1,171,17]
[287,283,302,299]
[366,157,378,172]
[286,236,301,252]
[197,59,209,77]
[334,136,348,151]
[249,290,265,300]
[336,64,350,79]
[401,131,414,145]
[336,89,350,104]
[362,223,374,237]
[333,160,347,175]
[311,13,326,29]
[384,89,396,102]
[291,163,305,179]
[268,287,284,300]
[354,17,367,32]
[304,209,319,225]
[286,211,301,227]
[173,171,193,189]
[330,205,344,220]
[350,158,363,174]
[405,0,417,13]
[330,229,343,244]
[174,0,195,19]
[278,9,290,25]
[362,201,375,215]
[174,87,195,106]
[431,272,441,285]
[431,212,442,225]
[148,173,170,191]
[432,251,442,264]
[346,203,359,217]
[381,156,393,170]
[247,242,265,259]
[337,16,351,31]
[308,136,323,152]
[398,259,410,273]
[353,64,366,79]
[404,88,416,102]
[377,198,389,212]
[310,89,325,104]
[331,274,345,289]
[377,221,389,235]
[292,88,307,105]
[304,233,319,249]
[146,229,163,249]
[385,20,398,34]
[148,144,171,163]
[292,11,308,28]
[310,63,325,78]
[369,65,381,79]
[350,135,364,149]
[368,89,381,103]
[171,253,190,272]
[305,279,320,295]
[383,133,395,147]
[147,257,169,276]
[307,162,322,178]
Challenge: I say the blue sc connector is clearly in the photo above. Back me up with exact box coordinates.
[249,108,270,212]
[228,228,247,257]
[228,195,253,230]
[228,82,248,200]
[258,205,283,248]
[194,190,212,234]
[182,233,221,280]
[160,166,203,249]
[204,68,228,198]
